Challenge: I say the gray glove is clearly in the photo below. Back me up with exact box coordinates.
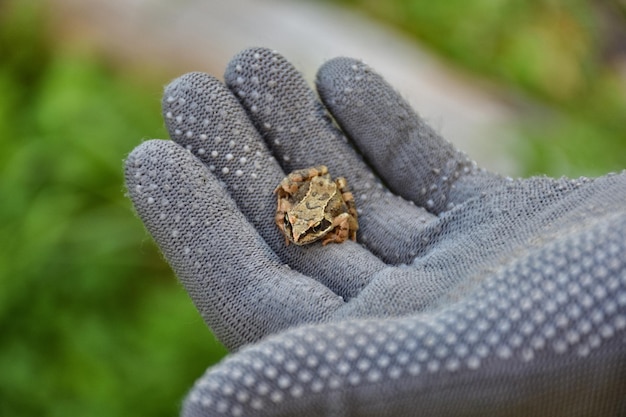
[125,47,626,416]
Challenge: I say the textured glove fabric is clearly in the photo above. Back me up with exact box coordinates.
[124,47,626,416]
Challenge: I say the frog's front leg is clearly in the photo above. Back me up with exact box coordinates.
[321,213,352,245]
[335,177,358,241]
[335,177,357,220]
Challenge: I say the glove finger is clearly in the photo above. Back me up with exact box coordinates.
[182,213,626,416]
[316,57,503,214]
[124,139,345,350]
[223,47,438,265]
[162,72,386,299]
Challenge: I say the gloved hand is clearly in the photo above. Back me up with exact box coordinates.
[125,47,626,416]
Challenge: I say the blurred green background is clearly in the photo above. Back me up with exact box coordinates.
[0,0,624,416]
[334,0,626,176]
[0,2,228,416]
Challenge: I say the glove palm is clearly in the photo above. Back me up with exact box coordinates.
[125,48,626,416]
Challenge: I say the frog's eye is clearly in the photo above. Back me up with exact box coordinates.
[310,219,331,233]
[283,214,294,234]
[285,213,297,227]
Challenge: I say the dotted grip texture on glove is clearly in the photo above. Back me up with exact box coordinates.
[125,47,626,416]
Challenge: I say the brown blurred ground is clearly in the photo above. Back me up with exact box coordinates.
[45,0,521,174]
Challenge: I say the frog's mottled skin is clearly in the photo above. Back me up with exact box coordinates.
[274,165,358,245]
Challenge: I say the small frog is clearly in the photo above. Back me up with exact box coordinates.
[274,165,358,245]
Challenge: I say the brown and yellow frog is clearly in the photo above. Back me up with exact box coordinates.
[274,165,358,245]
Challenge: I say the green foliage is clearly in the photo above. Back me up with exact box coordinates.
[0,2,226,416]
[329,0,626,177]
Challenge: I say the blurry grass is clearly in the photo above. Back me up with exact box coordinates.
[329,0,626,177]
[0,2,227,416]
